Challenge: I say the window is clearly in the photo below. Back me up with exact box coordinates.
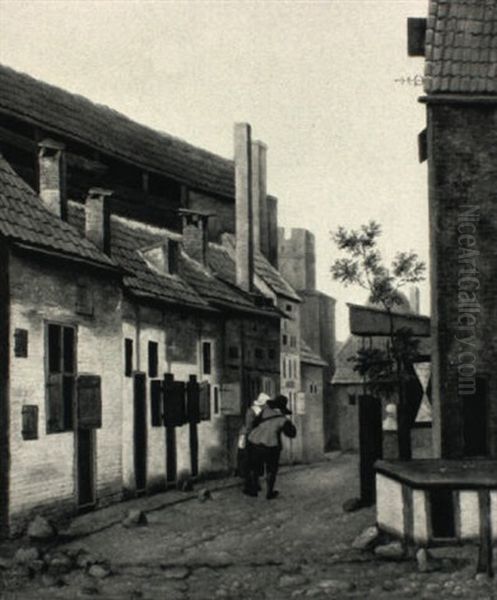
[255,348,264,360]
[46,323,76,433]
[268,348,276,360]
[148,341,158,378]
[75,283,93,316]
[213,385,220,415]
[288,358,293,379]
[14,328,28,358]
[202,341,212,375]
[348,394,356,406]
[125,338,133,377]
[228,346,239,360]
[282,357,286,378]
[286,304,292,312]
[168,239,179,275]
[282,334,288,346]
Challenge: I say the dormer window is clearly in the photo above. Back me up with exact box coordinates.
[168,239,179,275]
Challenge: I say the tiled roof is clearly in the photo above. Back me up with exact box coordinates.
[0,64,235,198]
[210,234,301,302]
[0,155,115,268]
[111,218,210,310]
[300,340,327,367]
[68,202,278,315]
[425,0,497,94]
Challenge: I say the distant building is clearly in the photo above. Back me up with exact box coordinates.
[278,228,337,451]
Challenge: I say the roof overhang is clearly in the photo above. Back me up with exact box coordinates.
[348,303,430,337]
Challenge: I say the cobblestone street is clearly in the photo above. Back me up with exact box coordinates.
[2,454,496,599]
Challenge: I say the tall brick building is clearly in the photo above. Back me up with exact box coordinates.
[413,0,497,459]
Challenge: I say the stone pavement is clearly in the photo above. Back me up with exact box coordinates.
[1,453,495,599]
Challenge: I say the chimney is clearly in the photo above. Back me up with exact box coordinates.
[38,139,66,219]
[180,210,209,265]
[266,195,279,268]
[409,286,420,314]
[85,188,113,255]
[251,140,267,254]
[234,123,254,292]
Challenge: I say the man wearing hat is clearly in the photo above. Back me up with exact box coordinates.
[246,395,297,499]
[239,392,270,494]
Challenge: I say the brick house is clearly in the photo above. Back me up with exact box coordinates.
[0,156,124,536]
[376,1,497,550]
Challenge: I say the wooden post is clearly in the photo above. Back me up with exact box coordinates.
[477,489,494,577]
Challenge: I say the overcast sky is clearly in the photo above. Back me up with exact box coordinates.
[0,0,429,341]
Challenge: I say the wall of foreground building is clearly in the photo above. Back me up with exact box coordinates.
[7,252,123,535]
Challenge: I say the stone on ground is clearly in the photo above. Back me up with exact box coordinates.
[14,546,40,565]
[352,525,380,550]
[342,497,363,512]
[317,579,355,592]
[48,553,73,575]
[278,573,308,587]
[161,566,190,580]
[27,515,57,540]
[122,509,148,528]
[88,564,111,579]
[198,488,212,502]
[374,541,405,560]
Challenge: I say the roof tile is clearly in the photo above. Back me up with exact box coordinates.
[424,0,497,94]
[0,155,115,268]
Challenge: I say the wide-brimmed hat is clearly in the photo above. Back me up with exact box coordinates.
[267,394,292,415]
[254,392,270,407]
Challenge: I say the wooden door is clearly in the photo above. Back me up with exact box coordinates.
[358,395,383,505]
[77,428,95,508]
[133,373,147,493]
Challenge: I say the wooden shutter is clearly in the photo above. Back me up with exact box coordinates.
[186,377,200,424]
[14,329,28,358]
[77,375,102,429]
[199,381,211,421]
[47,373,64,432]
[22,405,38,440]
[150,380,163,426]
[164,376,186,427]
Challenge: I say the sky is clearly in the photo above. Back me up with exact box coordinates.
[0,0,429,341]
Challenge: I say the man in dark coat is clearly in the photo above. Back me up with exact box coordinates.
[246,395,296,499]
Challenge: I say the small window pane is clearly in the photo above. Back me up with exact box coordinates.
[213,386,219,415]
[63,327,75,373]
[202,342,212,375]
[125,338,133,377]
[148,341,158,378]
[48,324,61,373]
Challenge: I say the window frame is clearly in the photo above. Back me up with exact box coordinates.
[45,321,77,434]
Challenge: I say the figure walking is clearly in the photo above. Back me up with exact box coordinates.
[246,395,296,499]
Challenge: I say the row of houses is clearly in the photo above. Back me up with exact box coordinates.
[0,65,335,536]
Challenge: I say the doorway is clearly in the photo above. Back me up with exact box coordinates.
[77,428,95,508]
[133,373,147,493]
[358,395,383,505]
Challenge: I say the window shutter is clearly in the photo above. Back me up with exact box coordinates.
[47,373,64,432]
[14,329,28,358]
[186,376,200,423]
[150,380,163,426]
[22,405,38,440]
[199,381,211,421]
[164,376,186,427]
[77,375,102,429]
